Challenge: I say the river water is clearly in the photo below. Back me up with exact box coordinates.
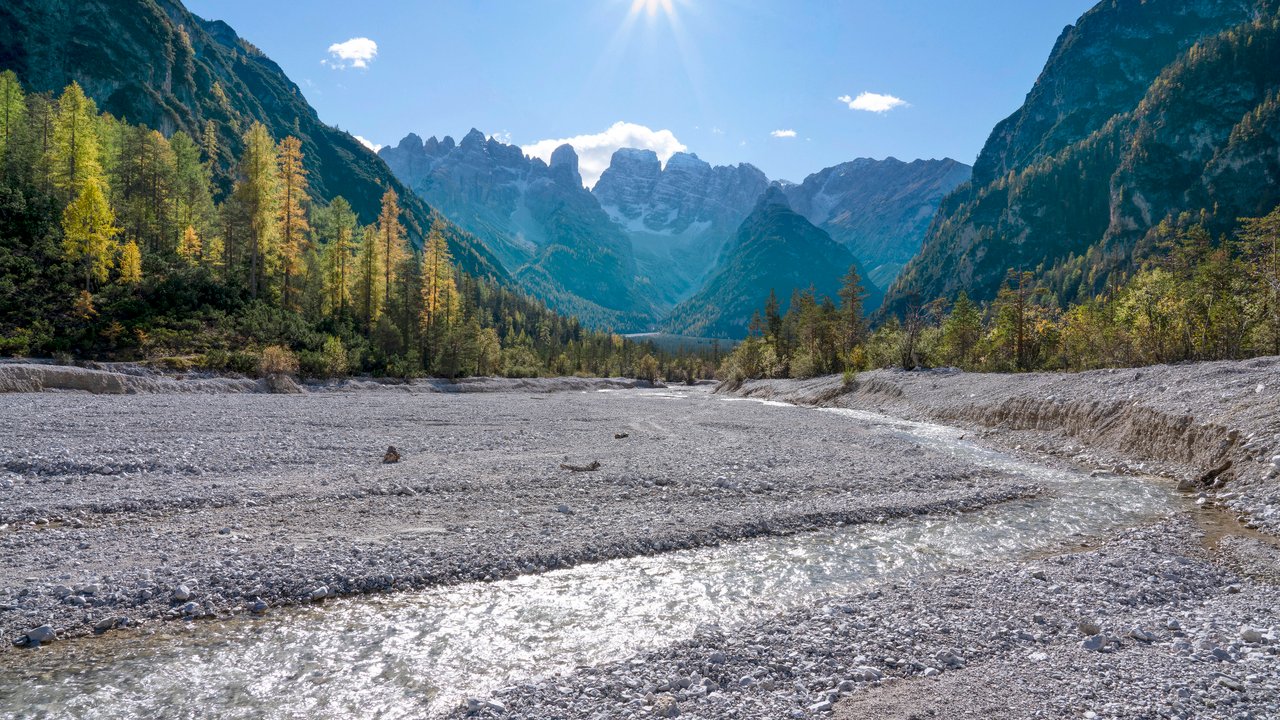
[1,400,1180,719]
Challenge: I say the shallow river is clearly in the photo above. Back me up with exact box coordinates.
[2,399,1180,719]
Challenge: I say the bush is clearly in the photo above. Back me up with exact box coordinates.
[299,336,350,379]
[258,345,299,376]
[632,353,659,383]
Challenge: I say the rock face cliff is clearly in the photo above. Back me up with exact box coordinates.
[663,188,863,339]
[884,0,1280,314]
[380,132,651,330]
[592,149,771,308]
[385,130,966,333]
[0,0,506,280]
[782,158,971,290]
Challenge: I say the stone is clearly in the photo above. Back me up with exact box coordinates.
[251,599,269,613]
[309,586,330,601]
[179,601,200,616]
[707,651,726,664]
[1240,627,1263,643]
[1081,634,1107,652]
[1129,627,1155,643]
[93,617,117,634]
[1078,619,1102,636]
[172,585,192,602]
[653,695,680,717]
[24,625,56,645]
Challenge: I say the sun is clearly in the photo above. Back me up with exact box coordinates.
[630,0,675,18]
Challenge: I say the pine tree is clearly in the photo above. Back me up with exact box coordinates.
[200,119,219,170]
[320,197,357,315]
[354,224,384,329]
[170,131,215,241]
[421,225,458,330]
[178,225,202,264]
[940,291,982,367]
[377,189,407,306]
[837,264,867,352]
[233,122,280,298]
[276,136,310,309]
[0,70,24,161]
[48,82,103,200]
[61,178,119,290]
[118,240,142,284]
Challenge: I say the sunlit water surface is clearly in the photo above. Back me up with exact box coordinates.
[1,396,1179,719]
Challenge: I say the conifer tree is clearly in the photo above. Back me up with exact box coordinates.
[940,291,982,367]
[837,264,867,352]
[178,225,202,264]
[48,82,103,200]
[0,70,24,161]
[276,136,310,309]
[321,197,357,315]
[233,122,280,298]
[61,177,119,290]
[354,224,384,329]
[118,240,142,284]
[421,226,458,331]
[377,189,407,306]
[170,131,215,240]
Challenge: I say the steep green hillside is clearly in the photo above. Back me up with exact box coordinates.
[0,0,506,279]
[885,0,1280,313]
[664,188,872,339]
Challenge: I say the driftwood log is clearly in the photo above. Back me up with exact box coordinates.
[560,460,601,472]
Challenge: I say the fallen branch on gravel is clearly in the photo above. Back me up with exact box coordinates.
[560,460,601,472]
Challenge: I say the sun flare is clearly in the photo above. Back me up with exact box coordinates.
[630,0,675,18]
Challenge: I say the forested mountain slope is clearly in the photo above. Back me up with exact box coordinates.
[884,0,1280,313]
[0,0,506,279]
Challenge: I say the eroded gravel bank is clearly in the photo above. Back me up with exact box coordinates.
[730,358,1280,533]
[0,383,1025,649]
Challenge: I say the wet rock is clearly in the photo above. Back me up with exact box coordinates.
[24,625,56,646]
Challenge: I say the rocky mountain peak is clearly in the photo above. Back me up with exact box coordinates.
[549,144,582,187]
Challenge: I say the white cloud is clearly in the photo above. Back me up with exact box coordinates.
[838,92,908,113]
[354,135,383,153]
[522,121,687,189]
[770,129,797,138]
[490,131,513,144]
[711,126,724,135]
[325,38,378,69]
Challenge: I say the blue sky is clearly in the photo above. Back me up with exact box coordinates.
[185,0,1095,186]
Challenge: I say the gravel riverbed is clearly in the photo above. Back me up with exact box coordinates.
[2,361,1278,719]
[0,380,1023,650]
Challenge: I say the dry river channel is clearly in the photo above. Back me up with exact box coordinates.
[0,381,1276,719]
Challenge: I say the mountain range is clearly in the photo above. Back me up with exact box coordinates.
[382,132,968,335]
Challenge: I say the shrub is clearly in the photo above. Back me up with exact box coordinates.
[258,344,299,376]
[632,353,659,383]
[299,336,349,379]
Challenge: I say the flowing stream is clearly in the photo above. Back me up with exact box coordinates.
[1,400,1180,719]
